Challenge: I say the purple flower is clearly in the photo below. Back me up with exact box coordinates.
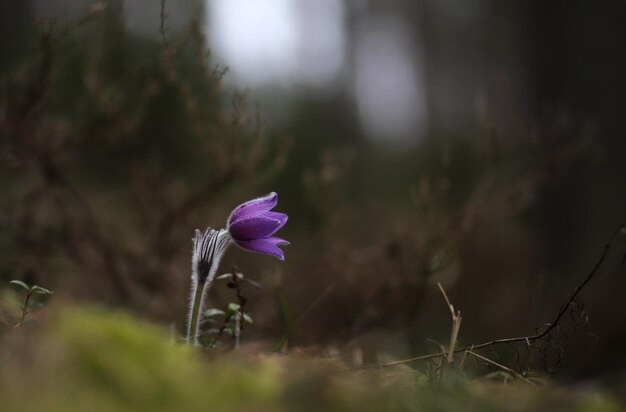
[227,192,289,260]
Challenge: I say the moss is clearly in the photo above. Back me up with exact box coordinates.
[0,306,622,412]
[0,306,282,412]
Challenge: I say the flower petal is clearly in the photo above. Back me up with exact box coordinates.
[228,216,282,241]
[263,212,288,231]
[227,192,277,226]
[234,237,290,260]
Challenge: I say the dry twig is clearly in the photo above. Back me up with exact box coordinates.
[438,282,462,364]
[351,227,625,372]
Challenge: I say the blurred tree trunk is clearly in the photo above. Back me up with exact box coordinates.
[0,0,33,74]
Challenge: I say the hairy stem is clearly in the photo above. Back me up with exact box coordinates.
[186,228,231,346]
[187,279,205,346]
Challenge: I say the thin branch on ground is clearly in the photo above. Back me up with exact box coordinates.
[466,350,532,384]
[351,227,624,371]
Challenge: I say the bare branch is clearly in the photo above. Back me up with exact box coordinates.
[351,227,625,371]
[466,351,530,383]
[437,282,462,364]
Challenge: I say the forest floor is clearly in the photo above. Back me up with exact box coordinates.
[0,305,623,412]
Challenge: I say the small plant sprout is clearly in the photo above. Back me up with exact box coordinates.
[9,280,53,328]
[202,267,261,349]
[186,192,288,346]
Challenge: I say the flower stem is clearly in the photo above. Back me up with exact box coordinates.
[188,279,205,346]
[187,228,231,346]
[14,290,33,328]
[234,312,241,350]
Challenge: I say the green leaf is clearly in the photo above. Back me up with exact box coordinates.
[9,280,30,291]
[31,286,53,295]
[243,313,254,324]
[227,303,240,314]
[28,301,44,309]
[203,308,225,318]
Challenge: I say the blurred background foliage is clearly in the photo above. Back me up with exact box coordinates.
[1,0,626,387]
